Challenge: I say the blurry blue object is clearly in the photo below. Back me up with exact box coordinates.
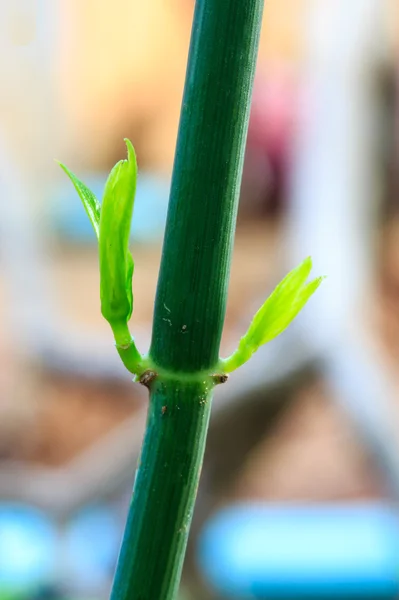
[198,503,399,599]
[0,504,56,590]
[49,172,170,243]
[64,505,121,590]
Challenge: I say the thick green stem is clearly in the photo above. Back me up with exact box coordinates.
[150,0,264,373]
[110,0,264,598]
[110,378,213,600]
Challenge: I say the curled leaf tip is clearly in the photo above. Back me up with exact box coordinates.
[124,138,137,163]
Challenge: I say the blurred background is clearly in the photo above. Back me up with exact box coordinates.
[1,0,399,598]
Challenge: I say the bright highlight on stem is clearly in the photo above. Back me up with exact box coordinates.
[60,146,322,380]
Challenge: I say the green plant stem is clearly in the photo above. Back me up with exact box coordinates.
[150,0,264,373]
[219,346,253,374]
[110,0,264,598]
[111,322,142,374]
[110,378,213,600]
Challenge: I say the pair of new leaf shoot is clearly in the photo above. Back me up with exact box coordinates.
[59,139,323,381]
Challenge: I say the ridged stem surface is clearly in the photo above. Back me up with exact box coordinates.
[111,378,212,600]
[150,0,264,372]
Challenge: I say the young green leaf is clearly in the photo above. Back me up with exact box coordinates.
[222,257,324,373]
[57,162,101,239]
[59,139,143,373]
[99,139,137,340]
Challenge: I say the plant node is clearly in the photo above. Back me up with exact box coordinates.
[211,373,229,385]
[139,370,158,388]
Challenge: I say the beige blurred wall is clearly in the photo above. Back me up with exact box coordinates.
[59,0,193,172]
[57,0,392,172]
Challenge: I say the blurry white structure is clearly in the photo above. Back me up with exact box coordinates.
[0,1,57,354]
[0,1,131,378]
[289,0,390,345]
[285,0,399,501]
